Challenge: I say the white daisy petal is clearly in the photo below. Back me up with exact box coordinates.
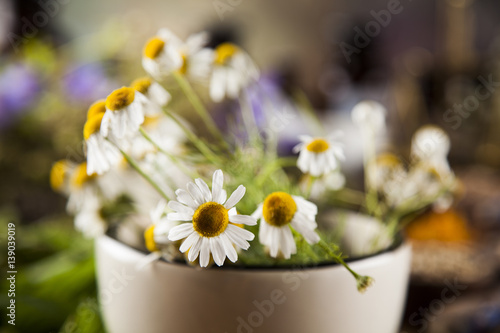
[259,218,272,245]
[210,237,225,266]
[292,142,304,154]
[187,182,204,206]
[229,214,257,226]
[279,226,296,259]
[227,224,255,241]
[188,235,203,262]
[210,68,226,102]
[150,199,167,223]
[226,227,251,250]
[211,169,224,204]
[185,32,208,53]
[195,178,212,202]
[292,196,318,216]
[168,201,194,214]
[168,223,195,241]
[199,237,211,267]
[220,233,238,263]
[228,207,237,216]
[297,150,310,173]
[179,232,199,253]
[224,185,246,209]
[268,226,280,257]
[167,212,193,221]
[251,204,263,219]
[175,189,198,209]
[219,189,227,205]
[291,218,320,244]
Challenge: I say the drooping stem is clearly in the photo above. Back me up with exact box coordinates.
[172,71,228,147]
[317,239,374,293]
[318,240,358,277]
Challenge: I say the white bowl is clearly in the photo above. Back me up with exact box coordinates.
[96,217,411,333]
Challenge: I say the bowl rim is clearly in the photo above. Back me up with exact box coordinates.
[101,231,406,272]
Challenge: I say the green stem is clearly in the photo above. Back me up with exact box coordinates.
[256,157,297,186]
[362,129,381,219]
[172,71,228,147]
[239,93,261,145]
[139,127,199,178]
[293,89,325,136]
[335,188,366,206]
[317,240,360,279]
[161,108,221,165]
[117,146,170,201]
[305,175,317,199]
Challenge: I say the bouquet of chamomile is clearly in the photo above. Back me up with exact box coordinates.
[50,28,459,292]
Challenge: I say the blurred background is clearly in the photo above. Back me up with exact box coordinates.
[1,0,500,332]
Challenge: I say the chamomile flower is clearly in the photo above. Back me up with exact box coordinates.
[74,200,107,238]
[142,28,183,79]
[308,171,346,200]
[209,42,259,102]
[84,111,121,176]
[100,86,148,139]
[167,170,256,267]
[143,200,180,260]
[50,159,75,195]
[253,192,320,259]
[351,100,387,133]
[176,32,214,81]
[130,77,171,116]
[293,134,345,177]
[411,125,451,177]
[66,162,100,214]
[366,153,404,190]
[87,99,106,119]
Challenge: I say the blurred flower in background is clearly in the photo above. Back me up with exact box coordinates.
[63,62,118,103]
[0,63,40,129]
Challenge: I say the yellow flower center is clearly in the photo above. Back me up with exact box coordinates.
[71,162,97,188]
[143,37,165,59]
[144,225,158,252]
[262,192,297,227]
[376,153,401,167]
[87,100,106,119]
[215,43,239,65]
[306,139,330,153]
[192,202,229,238]
[105,87,135,111]
[50,160,69,191]
[83,113,104,140]
[143,115,161,128]
[131,77,152,95]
